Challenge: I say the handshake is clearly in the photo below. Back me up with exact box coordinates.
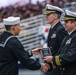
[32,48,53,72]
[40,63,50,72]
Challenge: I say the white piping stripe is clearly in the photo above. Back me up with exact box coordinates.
[0,36,15,48]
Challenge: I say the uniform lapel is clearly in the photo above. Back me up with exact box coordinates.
[47,22,61,47]
[58,30,76,54]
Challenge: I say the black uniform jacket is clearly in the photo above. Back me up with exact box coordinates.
[46,22,67,75]
[52,30,76,75]
[47,21,68,56]
[0,31,41,75]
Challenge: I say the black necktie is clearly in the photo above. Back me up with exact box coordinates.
[47,28,53,46]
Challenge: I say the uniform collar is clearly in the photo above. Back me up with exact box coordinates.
[68,29,76,35]
[51,21,59,28]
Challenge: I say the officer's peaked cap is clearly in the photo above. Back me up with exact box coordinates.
[64,10,76,21]
[44,4,64,15]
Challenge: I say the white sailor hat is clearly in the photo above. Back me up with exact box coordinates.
[44,4,64,15]
[63,10,76,21]
[3,16,20,25]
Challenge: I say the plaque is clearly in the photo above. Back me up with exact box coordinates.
[41,48,52,57]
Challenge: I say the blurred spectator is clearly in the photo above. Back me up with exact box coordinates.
[0,1,45,22]
[0,0,75,22]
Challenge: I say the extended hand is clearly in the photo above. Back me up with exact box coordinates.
[32,48,42,54]
[41,63,50,72]
[43,56,53,63]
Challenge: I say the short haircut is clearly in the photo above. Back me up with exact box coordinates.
[5,25,13,31]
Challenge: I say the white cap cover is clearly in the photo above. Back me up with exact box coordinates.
[44,4,64,15]
[3,16,20,25]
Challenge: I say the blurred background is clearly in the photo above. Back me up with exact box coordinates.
[0,0,76,22]
[0,0,76,75]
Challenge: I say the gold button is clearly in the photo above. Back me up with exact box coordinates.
[60,59,62,61]
[63,68,65,70]
[60,68,62,70]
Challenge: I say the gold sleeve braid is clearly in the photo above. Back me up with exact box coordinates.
[55,56,61,66]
